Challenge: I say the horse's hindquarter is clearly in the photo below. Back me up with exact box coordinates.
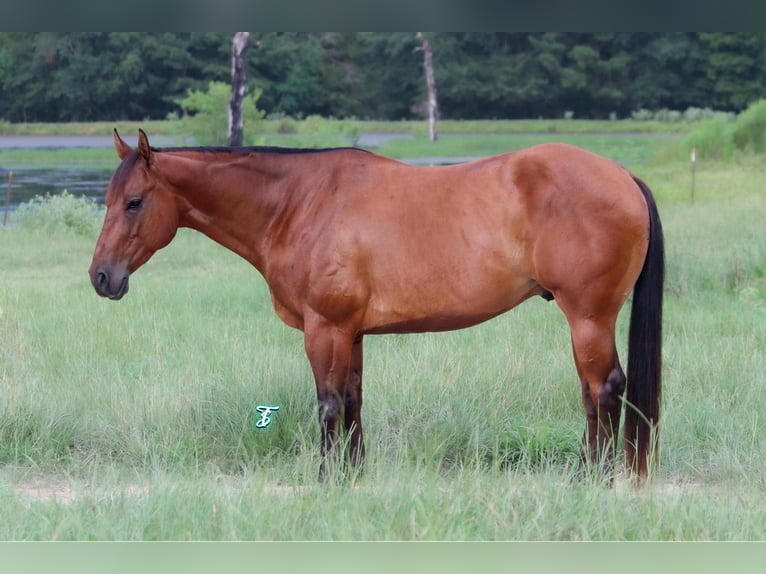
[517,144,650,314]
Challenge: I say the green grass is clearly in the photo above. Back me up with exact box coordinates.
[0,148,128,169]
[1,118,691,137]
[0,130,676,170]
[1,130,766,540]
[374,132,678,167]
[0,120,187,137]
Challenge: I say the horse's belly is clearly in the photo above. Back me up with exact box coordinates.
[361,275,540,335]
[362,310,505,334]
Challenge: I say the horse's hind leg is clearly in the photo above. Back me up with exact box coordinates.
[567,314,626,477]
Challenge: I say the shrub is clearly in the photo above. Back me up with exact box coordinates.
[275,117,299,135]
[631,106,734,123]
[683,115,736,161]
[176,81,265,146]
[12,191,103,237]
[732,98,766,153]
[631,109,653,121]
[296,115,360,147]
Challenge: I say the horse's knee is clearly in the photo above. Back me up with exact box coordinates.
[318,392,343,429]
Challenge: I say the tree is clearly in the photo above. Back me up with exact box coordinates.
[416,32,438,141]
[3,33,766,123]
[228,32,252,146]
[698,33,766,110]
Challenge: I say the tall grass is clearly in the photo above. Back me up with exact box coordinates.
[1,142,766,539]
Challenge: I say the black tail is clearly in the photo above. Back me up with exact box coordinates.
[625,176,664,478]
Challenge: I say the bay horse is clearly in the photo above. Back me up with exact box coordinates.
[90,130,663,481]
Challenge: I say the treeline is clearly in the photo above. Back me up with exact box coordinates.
[2,32,766,123]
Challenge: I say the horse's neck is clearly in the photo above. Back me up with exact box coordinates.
[163,152,287,271]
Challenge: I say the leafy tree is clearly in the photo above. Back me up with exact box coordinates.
[698,33,766,111]
[249,33,342,118]
[177,80,264,145]
[3,32,766,123]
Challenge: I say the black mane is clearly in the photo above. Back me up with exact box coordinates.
[110,145,372,191]
[152,145,371,155]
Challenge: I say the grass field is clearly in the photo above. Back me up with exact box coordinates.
[0,117,693,137]
[1,126,765,540]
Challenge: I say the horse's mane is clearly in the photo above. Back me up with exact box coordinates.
[152,145,371,155]
[111,145,372,191]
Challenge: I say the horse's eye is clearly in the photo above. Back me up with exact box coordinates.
[126,198,143,212]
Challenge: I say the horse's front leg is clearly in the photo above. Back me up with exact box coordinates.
[344,334,365,468]
[303,314,357,480]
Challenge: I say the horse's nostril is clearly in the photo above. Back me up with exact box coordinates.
[96,270,108,287]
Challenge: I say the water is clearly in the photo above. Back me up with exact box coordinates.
[0,134,181,218]
[1,166,112,215]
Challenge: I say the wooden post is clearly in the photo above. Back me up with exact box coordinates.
[3,171,12,227]
[228,32,251,147]
[416,32,438,143]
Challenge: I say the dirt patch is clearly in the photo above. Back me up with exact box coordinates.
[12,475,704,506]
[13,475,308,506]
[14,478,150,506]
[15,478,82,505]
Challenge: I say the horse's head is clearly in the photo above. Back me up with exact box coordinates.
[89,129,179,300]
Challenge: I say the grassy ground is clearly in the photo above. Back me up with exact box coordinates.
[1,128,765,540]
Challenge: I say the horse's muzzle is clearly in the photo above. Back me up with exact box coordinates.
[91,266,130,300]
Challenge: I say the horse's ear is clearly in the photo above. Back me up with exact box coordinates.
[137,129,153,166]
[113,129,132,160]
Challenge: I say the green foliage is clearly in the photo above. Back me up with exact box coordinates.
[11,191,103,236]
[4,33,766,122]
[732,98,766,153]
[176,81,265,146]
[679,99,766,162]
[631,107,735,123]
[682,115,736,161]
[295,115,360,147]
[0,32,229,122]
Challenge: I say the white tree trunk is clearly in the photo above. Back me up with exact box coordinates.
[417,32,438,142]
[228,32,250,147]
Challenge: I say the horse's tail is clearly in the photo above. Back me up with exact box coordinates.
[625,176,664,479]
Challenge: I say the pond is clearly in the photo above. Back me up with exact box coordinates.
[1,166,112,216]
[0,134,178,217]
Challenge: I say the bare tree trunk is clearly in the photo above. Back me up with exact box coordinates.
[416,32,438,142]
[228,32,250,147]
